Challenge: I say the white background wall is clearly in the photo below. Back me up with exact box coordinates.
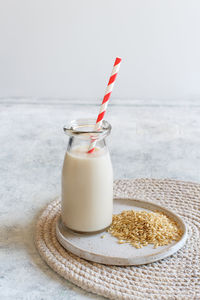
[0,0,200,100]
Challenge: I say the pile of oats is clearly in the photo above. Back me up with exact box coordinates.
[108,210,183,249]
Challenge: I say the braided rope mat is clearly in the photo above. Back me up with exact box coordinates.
[35,179,200,299]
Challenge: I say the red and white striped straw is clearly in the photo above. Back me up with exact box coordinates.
[88,57,122,153]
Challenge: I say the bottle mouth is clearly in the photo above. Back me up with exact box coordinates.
[63,119,112,140]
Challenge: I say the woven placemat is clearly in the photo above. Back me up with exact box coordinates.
[35,179,200,299]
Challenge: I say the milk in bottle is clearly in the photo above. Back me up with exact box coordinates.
[61,119,113,232]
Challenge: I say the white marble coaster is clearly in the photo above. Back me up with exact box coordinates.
[56,198,187,265]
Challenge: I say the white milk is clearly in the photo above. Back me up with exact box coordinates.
[61,145,113,232]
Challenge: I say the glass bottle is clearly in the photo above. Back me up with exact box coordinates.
[61,118,113,233]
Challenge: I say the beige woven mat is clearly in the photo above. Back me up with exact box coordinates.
[35,179,200,299]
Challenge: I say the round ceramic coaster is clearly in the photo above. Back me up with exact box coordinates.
[56,198,187,266]
[35,179,200,299]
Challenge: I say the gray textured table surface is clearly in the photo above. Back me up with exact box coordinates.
[1,98,200,299]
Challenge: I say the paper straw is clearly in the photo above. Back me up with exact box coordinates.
[88,57,122,153]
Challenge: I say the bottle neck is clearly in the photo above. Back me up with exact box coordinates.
[67,136,107,153]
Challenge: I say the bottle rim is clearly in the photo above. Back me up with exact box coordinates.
[63,118,112,140]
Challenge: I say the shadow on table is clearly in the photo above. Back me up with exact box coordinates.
[2,200,104,300]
